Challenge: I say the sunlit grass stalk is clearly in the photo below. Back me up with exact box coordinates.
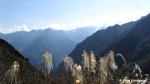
[116,53,126,67]
[81,50,90,71]
[42,51,53,76]
[3,61,19,84]
[72,64,83,84]
[89,51,96,73]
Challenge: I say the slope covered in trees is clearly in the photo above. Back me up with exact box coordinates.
[69,21,137,64]
[0,39,50,84]
[101,13,150,74]
[68,13,150,75]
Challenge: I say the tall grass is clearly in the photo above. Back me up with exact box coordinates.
[41,51,53,76]
[3,61,19,84]
[1,50,148,84]
[60,50,149,84]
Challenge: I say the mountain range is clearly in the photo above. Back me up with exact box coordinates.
[69,21,137,63]
[69,14,150,74]
[0,27,97,67]
[103,14,150,74]
[1,13,150,75]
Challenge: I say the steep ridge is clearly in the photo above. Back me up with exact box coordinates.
[0,39,50,84]
[69,21,137,64]
[101,14,150,74]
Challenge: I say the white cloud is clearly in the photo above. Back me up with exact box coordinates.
[39,22,98,31]
[0,22,30,33]
[8,24,30,33]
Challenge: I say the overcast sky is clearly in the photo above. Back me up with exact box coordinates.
[0,0,150,33]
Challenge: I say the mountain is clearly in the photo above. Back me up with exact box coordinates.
[0,27,96,67]
[69,13,150,74]
[66,26,97,42]
[101,14,150,74]
[0,39,50,84]
[0,33,4,37]
[22,29,76,67]
[69,21,137,64]
[1,30,44,53]
[0,29,76,68]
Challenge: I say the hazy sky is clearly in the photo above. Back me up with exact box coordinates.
[0,0,150,33]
